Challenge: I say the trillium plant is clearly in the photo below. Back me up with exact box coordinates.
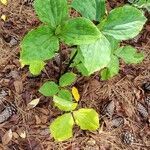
[20,0,147,141]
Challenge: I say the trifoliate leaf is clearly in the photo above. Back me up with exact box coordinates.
[72,87,80,102]
[50,113,74,141]
[53,95,77,111]
[114,46,144,64]
[73,108,99,130]
[39,81,59,97]
[59,72,77,87]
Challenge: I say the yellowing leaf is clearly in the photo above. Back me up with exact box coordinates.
[1,14,6,21]
[1,0,8,5]
[27,98,40,110]
[72,87,80,102]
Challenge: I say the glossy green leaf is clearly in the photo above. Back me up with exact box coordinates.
[99,5,147,40]
[29,61,45,75]
[34,0,68,27]
[59,72,77,87]
[72,0,106,21]
[58,89,73,101]
[76,35,111,76]
[39,81,59,97]
[60,17,101,45]
[53,95,77,111]
[20,25,59,73]
[73,108,99,130]
[114,46,144,64]
[50,113,74,141]
[101,55,119,80]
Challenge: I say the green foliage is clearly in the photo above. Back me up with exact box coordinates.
[59,72,77,87]
[114,46,144,64]
[34,0,69,28]
[20,25,59,75]
[73,35,111,76]
[21,0,100,75]
[29,61,45,75]
[101,55,119,80]
[59,17,101,45]
[20,0,147,142]
[50,113,74,141]
[98,5,147,40]
[39,81,59,96]
[73,108,99,130]
[128,0,150,12]
[58,89,73,101]
[72,0,106,21]
[53,95,77,111]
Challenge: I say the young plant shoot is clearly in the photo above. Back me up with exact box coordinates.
[20,0,147,141]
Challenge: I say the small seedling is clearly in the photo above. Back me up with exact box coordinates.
[39,72,99,141]
[20,0,147,142]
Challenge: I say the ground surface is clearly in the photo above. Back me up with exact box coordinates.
[0,0,150,150]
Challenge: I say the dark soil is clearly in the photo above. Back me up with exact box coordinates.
[0,0,150,150]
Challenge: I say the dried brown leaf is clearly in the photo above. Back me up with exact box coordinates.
[2,129,13,145]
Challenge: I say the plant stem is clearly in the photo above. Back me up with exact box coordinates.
[64,49,78,74]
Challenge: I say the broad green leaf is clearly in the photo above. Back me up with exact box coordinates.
[72,0,106,22]
[58,89,73,101]
[53,95,77,111]
[34,0,68,27]
[78,35,111,76]
[59,72,77,87]
[101,55,119,80]
[73,108,99,130]
[106,36,120,52]
[114,46,144,64]
[99,5,147,40]
[50,113,74,141]
[29,61,45,75]
[39,81,59,97]
[20,25,59,71]
[60,17,101,45]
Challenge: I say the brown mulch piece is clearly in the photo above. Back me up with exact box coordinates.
[0,0,150,149]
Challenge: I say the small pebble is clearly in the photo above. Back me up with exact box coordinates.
[122,131,134,145]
